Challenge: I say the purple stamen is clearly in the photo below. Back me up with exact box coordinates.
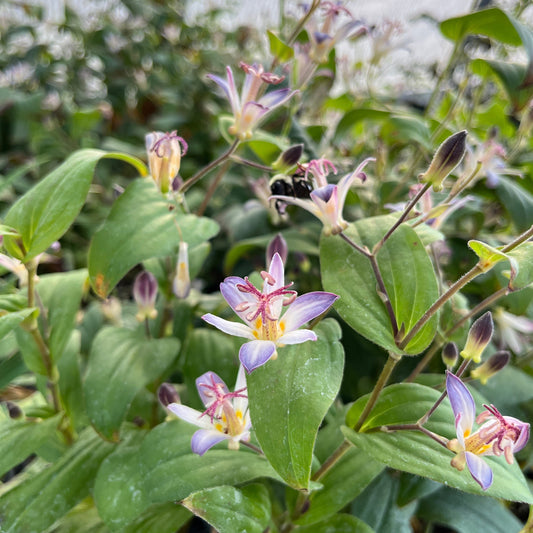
[198,374,247,423]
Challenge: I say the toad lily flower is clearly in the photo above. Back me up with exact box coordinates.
[202,253,338,373]
[167,367,251,455]
[207,62,297,141]
[445,371,530,490]
[271,157,374,235]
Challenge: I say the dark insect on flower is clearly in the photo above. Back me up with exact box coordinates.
[270,173,313,214]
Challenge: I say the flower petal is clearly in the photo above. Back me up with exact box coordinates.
[167,404,212,430]
[258,88,296,109]
[233,364,248,415]
[202,313,255,340]
[278,329,317,344]
[239,340,276,373]
[196,371,229,408]
[280,292,338,332]
[446,371,475,436]
[220,276,258,325]
[465,451,493,490]
[337,157,375,208]
[191,429,227,456]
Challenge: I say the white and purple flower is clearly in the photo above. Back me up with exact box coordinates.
[202,253,338,373]
[207,62,297,141]
[446,371,530,490]
[271,157,374,235]
[167,367,251,455]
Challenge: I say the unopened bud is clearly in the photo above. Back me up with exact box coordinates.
[470,350,510,385]
[133,271,158,322]
[158,383,180,407]
[272,144,304,172]
[460,311,494,363]
[442,342,459,369]
[145,131,188,194]
[173,241,191,299]
[5,401,22,419]
[101,297,122,325]
[420,130,467,191]
[267,234,288,267]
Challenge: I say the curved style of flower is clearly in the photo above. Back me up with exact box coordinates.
[202,253,338,373]
[445,371,530,490]
[271,157,374,235]
[207,62,297,141]
[167,367,250,456]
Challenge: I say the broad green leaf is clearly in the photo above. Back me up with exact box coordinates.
[335,108,391,138]
[297,514,374,533]
[0,415,61,477]
[122,503,192,533]
[0,427,115,533]
[417,486,522,533]
[36,269,88,362]
[94,431,148,530]
[320,215,439,355]
[88,178,219,297]
[343,383,533,503]
[0,308,35,341]
[295,446,383,526]
[15,326,46,375]
[83,327,180,440]
[247,319,344,489]
[3,150,145,261]
[506,242,533,290]
[397,473,440,507]
[0,352,26,389]
[495,176,533,232]
[386,115,431,149]
[183,484,271,533]
[468,240,508,272]
[267,30,294,62]
[140,420,279,503]
[51,501,108,533]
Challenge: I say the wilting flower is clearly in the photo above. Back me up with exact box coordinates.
[173,241,191,299]
[145,131,188,194]
[207,62,297,141]
[203,253,338,372]
[446,371,529,490]
[271,157,373,235]
[133,271,158,321]
[167,367,251,455]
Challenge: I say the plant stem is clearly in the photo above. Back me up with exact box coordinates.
[353,352,402,432]
[381,423,449,448]
[312,439,351,481]
[230,155,272,171]
[179,140,239,194]
[242,441,264,455]
[501,224,533,253]
[196,161,230,216]
[339,231,371,258]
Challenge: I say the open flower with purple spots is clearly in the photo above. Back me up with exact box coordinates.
[167,366,250,455]
[271,158,374,235]
[445,371,530,490]
[207,62,297,141]
[202,253,338,373]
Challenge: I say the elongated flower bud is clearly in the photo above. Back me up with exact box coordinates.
[460,311,494,363]
[272,144,304,172]
[158,383,180,407]
[133,271,158,322]
[173,241,191,299]
[470,351,510,385]
[420,130,467,192]
[442,342,459,369]
[267,234,288,267]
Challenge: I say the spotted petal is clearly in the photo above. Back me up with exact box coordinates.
[239,340,277,373]
[280,292,338,332]
[191,429,227,456]
[465,451,493,490]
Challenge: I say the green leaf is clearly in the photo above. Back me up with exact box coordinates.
[0,352,26,389]
[495,176,533,232]
[320,215,439,355]
[0,308,35,341]
[387,115,431,149]
[506,242,533,290]
[140,420,279,503]
[297,514,374,533]
[267,30,294,62]
[94,431,148,530]
[88,178,219,297]
[3,150,145,261]
[468,240,508,272]
[35,269,88,362]
[0,415,61,477]
[343,383,533,503]
[335,109,391,139]
[0,427,115,533]
[83,327,180,440]
[182,484,271,533]
[295,446,384,526]
[122,503,192,533]
[417,486,522,533]
[247,319,344,489]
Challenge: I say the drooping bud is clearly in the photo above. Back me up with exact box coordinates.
[158,383,180,407]
[420,130,467,192]
[442,342,459,370]
[266,234,288,268]
[145,131,188,194]
[173,241,191,299]
[133,271,158,322]
[460,311,494,363]
[5,401,22,419]
[272,144,304,172]
[470,351,510,385]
